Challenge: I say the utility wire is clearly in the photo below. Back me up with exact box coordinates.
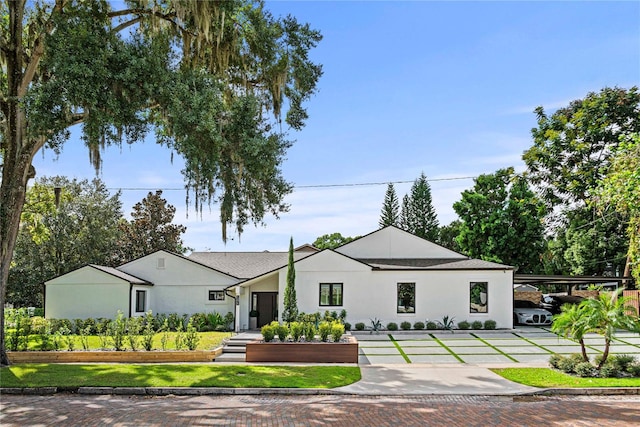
[106,175,478,192]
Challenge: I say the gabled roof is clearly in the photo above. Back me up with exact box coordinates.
[90,265,153,285]
[189,251,314,279]
[119,249,240,280]
[361,258,512,270]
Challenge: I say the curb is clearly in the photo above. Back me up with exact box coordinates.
[2,386,639,396]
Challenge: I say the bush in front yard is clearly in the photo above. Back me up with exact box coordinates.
[426,321,437,330]
[483,320,496,330]
[386,322,398,331]
[261,324,275,342]
[355,322,365,331]
[457,321,470,330]
[471,321,483,330]
[413,321,425,330]
[574,362,596,377]
[400,321,412,330]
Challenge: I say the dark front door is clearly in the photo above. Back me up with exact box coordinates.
[255,292,278,327]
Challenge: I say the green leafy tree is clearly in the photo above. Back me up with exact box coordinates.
[113,190,188,264]
[282,237,298,324]
[0,0,322,365]
[453,168,546,273]
[312,233,357,250]
[379,183,400,227]
[594,133,640,285]
[437,220,462,253]
[401,173,439,241]
[8,177,122,306]
[524,86,640,206]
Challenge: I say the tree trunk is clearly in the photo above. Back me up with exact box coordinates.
[598,337,611,369]
[579,338,589,363]
[0,0,40,366]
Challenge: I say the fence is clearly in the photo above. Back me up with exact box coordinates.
[623,290,640,317]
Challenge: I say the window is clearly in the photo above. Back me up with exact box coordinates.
[157,258,165,269]
[208,290,225,301]
[397,283,415,313]
[319,283,343,306]
[470,282,488,313]
[135,290,146,313]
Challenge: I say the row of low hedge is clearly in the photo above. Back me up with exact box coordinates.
[352,319,498,331]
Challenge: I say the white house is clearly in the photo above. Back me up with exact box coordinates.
[45,226,515,329]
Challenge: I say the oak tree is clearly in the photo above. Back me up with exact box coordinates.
[0,0,322,364]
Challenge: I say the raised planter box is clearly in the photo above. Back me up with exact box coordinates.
[245,336,358,363]
[8,349,222,364]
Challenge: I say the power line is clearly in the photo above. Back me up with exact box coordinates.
[106,175,478,192]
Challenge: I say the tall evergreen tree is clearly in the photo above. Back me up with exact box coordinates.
[400,195,411,231]
[404,173,439,241]
[282,237,298,324]
[379,183,400,227]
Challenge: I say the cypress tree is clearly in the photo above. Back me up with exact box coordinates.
[282,237,298,323]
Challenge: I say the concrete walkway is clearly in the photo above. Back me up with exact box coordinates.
[336,364,539,395]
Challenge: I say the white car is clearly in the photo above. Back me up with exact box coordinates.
[513,300,553,326]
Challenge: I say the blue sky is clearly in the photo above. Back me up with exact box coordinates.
[32,1,640,252]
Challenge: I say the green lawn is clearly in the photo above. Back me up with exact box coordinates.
[10,331,232,351]
[0,364,361,389]
[492,367,640,388]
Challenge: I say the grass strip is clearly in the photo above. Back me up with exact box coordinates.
[0,364,361,389]
[430,334,464,363]
[470,333,519,362]
[491,367,640,388]
[388,335,411,363]
[514,332,602,355]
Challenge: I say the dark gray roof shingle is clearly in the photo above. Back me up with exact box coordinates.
[188,252,313,279]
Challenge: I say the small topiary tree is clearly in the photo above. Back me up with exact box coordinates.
[355,322,365,331]
[400,321,411,330]
[413,321,425,330]
[290,321,304,342]
[261,324,275,342]
[471,320,483,330]
[386,322,398,331]
[331,321,345,342]
[457,320,470,330]
[426,321,437,330]
[318,321,332,342]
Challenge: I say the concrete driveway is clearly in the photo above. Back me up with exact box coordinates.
[354,326,640,365]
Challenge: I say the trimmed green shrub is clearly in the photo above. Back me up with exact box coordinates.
[318,321,332,342]
[304,322,317,342]
[413,321,425,330]
[275,323,289,342]
[290,321,304,342]
[599,363,619,378]
[331,321,345,342]
[386,322,398,331]
[344,322,351,331]
[610,354,636,372]
[355,322,365,331]
[400,321,412,330]
[549,353,565,369]
[483,320,497,330]
[457,321,470,330]
[261,324,275,342]
[471,320,483,330]
[627,363,640,377]
[426,321,437,330]
[558,353,585,374]
[575,362,596,377]
[184,318,201,350]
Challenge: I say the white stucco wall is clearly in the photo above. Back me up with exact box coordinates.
[45,267,130,319]
[272,250,514,329]
[119,251,238,316]
[336,227,466,259]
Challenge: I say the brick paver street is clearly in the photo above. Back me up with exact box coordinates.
[2,394,639,426]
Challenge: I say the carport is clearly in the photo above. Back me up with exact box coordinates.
[513,274,630,294]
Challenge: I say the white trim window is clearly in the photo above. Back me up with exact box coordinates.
[208,290,226,301]
[470,282,488,313]
[135,290,146,313]
[397,282,415,314]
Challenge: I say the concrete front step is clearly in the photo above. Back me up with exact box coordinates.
[215,353,246,362]
[222,346,246,353]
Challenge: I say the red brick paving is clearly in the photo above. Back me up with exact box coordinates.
[1,394,639,426]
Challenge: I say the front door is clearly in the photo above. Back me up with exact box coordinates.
[255,292,278,327]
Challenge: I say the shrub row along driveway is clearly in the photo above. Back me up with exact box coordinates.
[353,327,640,365]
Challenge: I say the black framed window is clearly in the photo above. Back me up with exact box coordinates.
[208,290,225,301]
[470,282,488,313]
[397,283,415,313]
[135,290,146,313]
[319,283,343,306]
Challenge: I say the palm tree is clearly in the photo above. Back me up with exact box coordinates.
[582,289,639,368]
[551,303,590,362]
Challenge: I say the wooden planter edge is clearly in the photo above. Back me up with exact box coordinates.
[245,336,358,363]
[7,348,223,363]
